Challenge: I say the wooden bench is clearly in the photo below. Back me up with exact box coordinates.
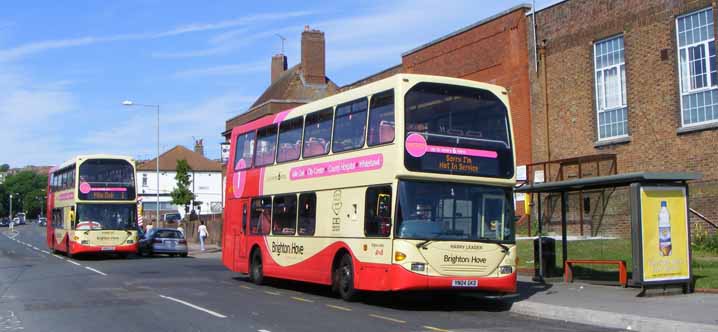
[564,259,627,287]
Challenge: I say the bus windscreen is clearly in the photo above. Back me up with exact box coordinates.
[78,159,135,200]
[404,82,514,178]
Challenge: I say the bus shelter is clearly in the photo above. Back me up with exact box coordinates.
[515,172,701,292]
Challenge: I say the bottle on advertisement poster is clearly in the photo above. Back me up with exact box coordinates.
[658,201,672,256]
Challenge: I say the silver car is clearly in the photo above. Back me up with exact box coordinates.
[139,228,188,257]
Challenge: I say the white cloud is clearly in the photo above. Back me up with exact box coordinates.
[0,10,315,62]
[0,66,77,167]
[81,93,256,160]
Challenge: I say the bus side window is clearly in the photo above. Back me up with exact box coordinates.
[250,197,271,235]
[365,186,392,237]
[272,195,297,235]
[298,193,316,236]
[368,90,395,146]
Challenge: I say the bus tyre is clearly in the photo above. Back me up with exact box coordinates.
[337,254,359,302]
[250,250,264,285]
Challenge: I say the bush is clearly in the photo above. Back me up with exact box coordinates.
[692,223,718,254]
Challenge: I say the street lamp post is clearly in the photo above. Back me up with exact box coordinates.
[9,192,19,220]
[123,100,161,228]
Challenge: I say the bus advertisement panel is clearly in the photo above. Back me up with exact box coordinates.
[222,74,517,300]
[47,155,139,257]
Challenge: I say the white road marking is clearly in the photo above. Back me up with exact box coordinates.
[369,314,406,324]
[158,295,227,318]
[326,304,352,311]
[67,260,81,266]
[258,330,271,332]
[52,254,65,260]
[85,267,107,276]
[264,291,281,296]
[31,246,39,250]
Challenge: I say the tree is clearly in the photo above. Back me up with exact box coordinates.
[170,159,194,217]
[0,164,9,172]
[0,171,47,217]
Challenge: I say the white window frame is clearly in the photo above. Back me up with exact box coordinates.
[593,35,629,140]
[676,7,718,127]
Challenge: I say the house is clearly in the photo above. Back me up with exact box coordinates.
[136,140,223,219]
[223,26,339,138]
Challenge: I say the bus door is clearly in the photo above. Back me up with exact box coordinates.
[237,200,249,260]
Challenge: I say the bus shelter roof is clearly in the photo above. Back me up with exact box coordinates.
[514,172,701,194]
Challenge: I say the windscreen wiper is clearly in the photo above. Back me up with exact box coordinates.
[416,235,442,249]
[476,238,510,253]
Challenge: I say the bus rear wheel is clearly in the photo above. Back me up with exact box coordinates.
[250,250,264,285]
[336,254,359,301]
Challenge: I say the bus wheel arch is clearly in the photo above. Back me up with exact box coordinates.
[249,245,264,285]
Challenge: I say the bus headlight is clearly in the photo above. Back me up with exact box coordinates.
[499,265,513,274]
[411,263,425,272]
[73,236,80,241]
[394,251,407,262]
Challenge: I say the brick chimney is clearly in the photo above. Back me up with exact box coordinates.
[194,138,204,157]
[301,26,326,85]
[271,53,287,83]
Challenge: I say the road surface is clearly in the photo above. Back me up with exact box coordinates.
[0,225,616,332]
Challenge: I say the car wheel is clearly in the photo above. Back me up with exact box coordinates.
[336,254,359,302]
[180,253,188,258]
[250,250,264,285]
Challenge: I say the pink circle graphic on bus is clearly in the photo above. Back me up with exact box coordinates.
[405,133,428,158]
[79,182,91,194]
[233,160,247,198]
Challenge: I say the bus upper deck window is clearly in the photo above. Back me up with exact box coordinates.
[368,90,395,146]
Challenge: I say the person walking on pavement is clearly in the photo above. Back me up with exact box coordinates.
[9,217,14,233]
[177,223,185,237]
[198,221,208,251]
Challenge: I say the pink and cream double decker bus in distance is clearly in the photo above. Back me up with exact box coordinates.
[223,74,517,300]
[47,155,139,258]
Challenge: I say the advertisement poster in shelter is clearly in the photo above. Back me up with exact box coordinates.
[639,186,690,283]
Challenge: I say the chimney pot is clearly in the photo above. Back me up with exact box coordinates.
[194,139,205,157]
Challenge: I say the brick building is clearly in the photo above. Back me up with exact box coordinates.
[223,26,338,138]
[341,5,534,214]
[528,0,718,236]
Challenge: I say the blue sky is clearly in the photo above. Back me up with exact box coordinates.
[0,0,557,167]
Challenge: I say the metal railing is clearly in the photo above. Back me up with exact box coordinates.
[690,208,718,229]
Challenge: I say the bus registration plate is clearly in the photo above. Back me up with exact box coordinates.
[101,247,115,251]
[452,280,478,287]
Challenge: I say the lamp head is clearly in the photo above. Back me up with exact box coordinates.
[122,100,134,106]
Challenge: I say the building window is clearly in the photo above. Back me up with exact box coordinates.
[272,195,297,235]
[297,193,316,236]
[594,35,628,140]
[677,8,718,126]
[142,173,148,187]
[332,98,368,152]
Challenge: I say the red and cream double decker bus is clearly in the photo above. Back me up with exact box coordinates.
[47,155,139,258]
[223,74,517,300]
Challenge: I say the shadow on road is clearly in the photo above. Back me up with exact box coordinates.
[230,276,554,312]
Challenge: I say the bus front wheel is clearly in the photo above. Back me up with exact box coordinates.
[336,254,359,301]
[250,250,264,285]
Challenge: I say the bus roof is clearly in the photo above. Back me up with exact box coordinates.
[231,73,508,137]
[54,154,135,171]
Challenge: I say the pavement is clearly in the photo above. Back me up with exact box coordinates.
[506,276,718,331]
[0,225,612,332]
